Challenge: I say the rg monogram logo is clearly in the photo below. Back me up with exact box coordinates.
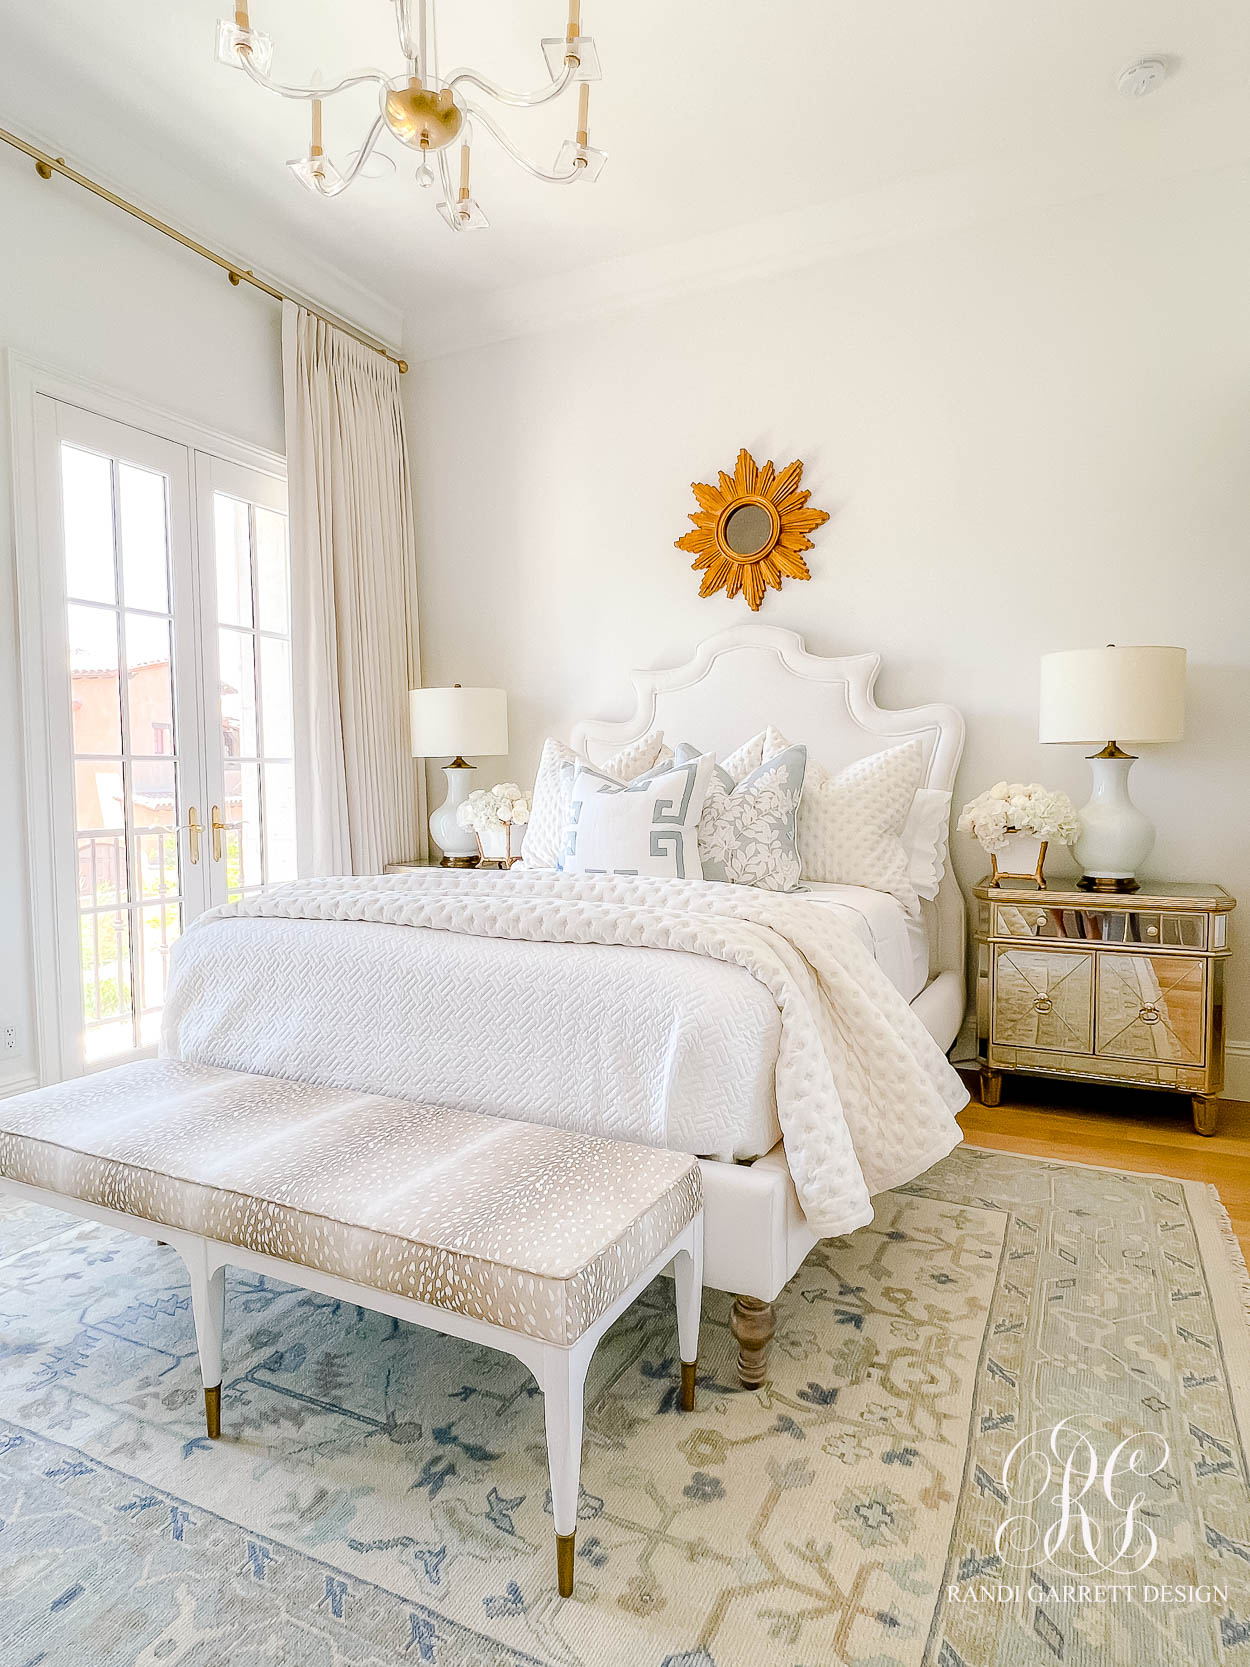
[994,1418,1170,1574]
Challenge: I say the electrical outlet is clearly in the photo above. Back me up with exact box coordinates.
[2,1025,16,1054]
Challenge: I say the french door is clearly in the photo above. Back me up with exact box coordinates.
[33,397,294,1075]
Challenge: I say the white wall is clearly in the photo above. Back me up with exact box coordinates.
[0,154,284,1093]
[409,163,1250,1086]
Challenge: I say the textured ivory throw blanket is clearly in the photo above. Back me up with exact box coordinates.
[175,871,968,1236]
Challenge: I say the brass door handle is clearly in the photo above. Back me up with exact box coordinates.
[186,806,202,865]
[211,806,226,863]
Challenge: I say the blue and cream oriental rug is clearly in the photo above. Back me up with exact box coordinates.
[2,1147,1250,1666]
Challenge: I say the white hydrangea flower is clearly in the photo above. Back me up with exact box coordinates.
[958,782,1081,853]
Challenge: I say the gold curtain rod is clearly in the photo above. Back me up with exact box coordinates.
[0,123,408,373]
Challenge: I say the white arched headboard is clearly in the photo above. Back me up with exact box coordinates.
[571,624,967,980]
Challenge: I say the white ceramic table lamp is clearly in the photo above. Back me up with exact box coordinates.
[410,685,508,866]
[1039,645,1185,893]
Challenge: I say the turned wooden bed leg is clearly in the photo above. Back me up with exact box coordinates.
[731,1296,776,1388]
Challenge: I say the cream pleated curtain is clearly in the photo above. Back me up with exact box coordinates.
[282,302,424,875]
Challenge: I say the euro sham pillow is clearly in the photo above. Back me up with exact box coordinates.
[670,740,807,890]
[560,755,715,880]
[763,727,925,913]
[521,730,672,868]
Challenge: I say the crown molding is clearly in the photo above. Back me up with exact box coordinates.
[404,88,1250,364]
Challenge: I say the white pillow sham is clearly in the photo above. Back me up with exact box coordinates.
[521,730,672,868]
[901,787,952,903]
[560,755,715,880]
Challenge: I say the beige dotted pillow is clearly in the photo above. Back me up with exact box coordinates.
[766,727,925,913]
[521,731,672,868]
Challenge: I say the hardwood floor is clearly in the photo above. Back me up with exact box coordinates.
[956,1071,1250,1260]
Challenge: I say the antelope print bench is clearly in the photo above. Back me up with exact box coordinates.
[0,1058,704,1598]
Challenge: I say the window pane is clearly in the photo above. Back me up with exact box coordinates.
[136,829,180,901]
[82,907,133,1060]
[61,446,115,604]
[137,902,181,1045]
[219,628,257,757]
[214,494,253,627]
[255,506,289,633]
[75,759,126,836]
[264,761,297,882]
[77,829,127,908]
[131,759,178,845]
[126,612,174,754]
[260,635,293,757]
[119,463,170,613]
[223,762,261,892]
[68,604,121,755]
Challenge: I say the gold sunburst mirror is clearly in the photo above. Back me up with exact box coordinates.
[675,447,830,611]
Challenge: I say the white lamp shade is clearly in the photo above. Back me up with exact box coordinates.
[1039,646,1185,745]
[409,686,508,757]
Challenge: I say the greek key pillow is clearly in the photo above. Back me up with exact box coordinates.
[669,741,807,890]
[521,731,672,868]
[765,728,924,912]
[560,755,715,880]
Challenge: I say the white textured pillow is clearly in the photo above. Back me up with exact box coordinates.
[764,727,924,912]
[561,755,714,880]
[521,731,672,868]
[901,787,952,902]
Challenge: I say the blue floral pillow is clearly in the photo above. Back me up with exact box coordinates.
[672,741,807,890]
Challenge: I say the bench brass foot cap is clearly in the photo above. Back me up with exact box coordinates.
[204,1384,222,1440]
[680,1360,696,1412]
[555,1531,575,1597]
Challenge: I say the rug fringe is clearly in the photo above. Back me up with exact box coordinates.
[1208,1187,1250,1331]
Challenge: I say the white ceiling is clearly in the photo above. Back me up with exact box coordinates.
[4,2,1248,357]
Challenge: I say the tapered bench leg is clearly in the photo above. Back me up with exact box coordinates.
[184,1241,226,1439]
[673,1221,703,1412]
[541,1339,589,1598]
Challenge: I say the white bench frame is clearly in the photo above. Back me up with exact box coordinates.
[2,1175,703,1598]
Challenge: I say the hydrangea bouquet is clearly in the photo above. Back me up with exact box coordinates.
[958,782,1081,886]
[957,782,1081,854]
[456,782,532,865]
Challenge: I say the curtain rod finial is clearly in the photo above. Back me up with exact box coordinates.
[398,358,409,374]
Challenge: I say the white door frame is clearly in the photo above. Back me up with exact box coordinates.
[7,353,285,1086]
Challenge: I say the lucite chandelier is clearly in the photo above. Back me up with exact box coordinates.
[215,0,605,231]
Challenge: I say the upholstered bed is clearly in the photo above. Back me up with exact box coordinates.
[160,625,970,1380]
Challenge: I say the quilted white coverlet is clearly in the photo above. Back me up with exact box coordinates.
[166,871,966,1236]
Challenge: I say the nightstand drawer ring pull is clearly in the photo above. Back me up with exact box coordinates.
[1139,1005,1161,1024]
[1033,996,1053,1015]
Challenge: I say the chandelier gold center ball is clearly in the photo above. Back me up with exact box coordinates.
[383,80,465,150]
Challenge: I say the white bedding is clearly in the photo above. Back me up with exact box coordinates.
[800,883,930,1003]
[164,870,966,1236]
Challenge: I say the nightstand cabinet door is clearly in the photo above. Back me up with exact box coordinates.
[1094,954,1206,1067]
[992,947,1094,1054]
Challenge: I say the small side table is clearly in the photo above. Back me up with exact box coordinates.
[973,878,1235,1135]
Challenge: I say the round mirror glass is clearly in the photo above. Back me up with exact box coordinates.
[722,502,774,558]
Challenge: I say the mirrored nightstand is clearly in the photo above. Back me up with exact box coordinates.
[973,878,1235,1135]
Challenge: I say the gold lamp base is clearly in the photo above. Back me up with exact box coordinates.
[438,855,479,868]
[1077,875,1141,894]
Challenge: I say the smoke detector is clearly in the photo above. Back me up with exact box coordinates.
[1117,59,1169,98]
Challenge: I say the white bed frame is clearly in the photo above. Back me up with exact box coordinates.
[571,624,966,1381]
